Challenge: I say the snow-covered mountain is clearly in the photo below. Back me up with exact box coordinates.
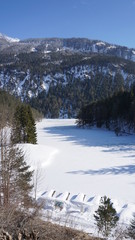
[0,33,20,43]
[0,33,135,61]
[1,33,135,117]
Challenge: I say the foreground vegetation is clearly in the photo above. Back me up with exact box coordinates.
[0,210,101,240]
[1,90,135,239]
[0,89,43,122]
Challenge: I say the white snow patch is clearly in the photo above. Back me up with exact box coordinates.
[107,45,117,49]
[44,50,51,54]
[31,47,37,52]
[28,90,33,98]
[96,41,106,46]
[0,33,20,43]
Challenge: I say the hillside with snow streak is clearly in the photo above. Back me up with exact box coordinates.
[25,119,135,236]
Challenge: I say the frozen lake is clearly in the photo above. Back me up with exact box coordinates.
[24,119,135,230]
[28,119,135,203]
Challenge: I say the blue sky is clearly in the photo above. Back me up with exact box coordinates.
[0,0,135,48]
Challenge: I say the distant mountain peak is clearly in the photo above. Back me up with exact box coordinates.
[0,33,135,62]
[0,32,20,43]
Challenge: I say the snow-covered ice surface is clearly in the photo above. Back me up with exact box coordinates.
[24,119,135,237]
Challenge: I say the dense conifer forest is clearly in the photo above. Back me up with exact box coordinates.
[77,85,135,134]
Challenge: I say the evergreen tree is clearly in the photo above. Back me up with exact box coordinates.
[11,104,37,144]
[0,126,33,208]
[11,105,22,143]
[25,105,37,144]
[94,196,119,238]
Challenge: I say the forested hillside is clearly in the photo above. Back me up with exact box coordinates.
[1,51,135,117]
[1,36,135,117]
[0,89,43,123]
[0,89,20,125]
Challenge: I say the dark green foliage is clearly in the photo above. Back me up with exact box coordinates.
[94,196,119,238]
[0,95,34,209]
[77,86,135,134]
[0,89,42,124]
[31,107,43,122]
[0,89,21,126]
[127,214,135,239]
[29,72,125,118]
[25,105,37,144]
[2,144,33,206]
[11,104,37,144]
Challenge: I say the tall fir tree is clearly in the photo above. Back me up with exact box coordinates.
[25,105,37,144]
[94,196,119,238]
[0,125,33,208]
[11,104,37,144]
[0,101,35,235]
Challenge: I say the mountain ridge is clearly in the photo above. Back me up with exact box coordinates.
[0,33,135,61]
[0,32,20,43]
[1,33,135,117]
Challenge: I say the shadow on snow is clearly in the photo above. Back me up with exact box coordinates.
[44,124,135,151]
[66,164,135,176]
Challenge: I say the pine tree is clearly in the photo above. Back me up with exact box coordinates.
[0,127,33,207]
[94,196,119,238]
[8,144,33,206]
[11,104,37,144]
[0,102,34,234]
[128,214,135,239]
[25,105,37,144]
[11,105,22,143]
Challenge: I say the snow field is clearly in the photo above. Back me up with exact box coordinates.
[23,119,135,235]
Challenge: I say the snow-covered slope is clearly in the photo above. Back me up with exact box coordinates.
[0,33,135,61]
[0,63,135,102]
[24,119,135,236]
[0,33,20,43]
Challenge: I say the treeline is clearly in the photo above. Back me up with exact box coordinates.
[0,89,20,125]
[77,86,135,134]
[0,89,43,122]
